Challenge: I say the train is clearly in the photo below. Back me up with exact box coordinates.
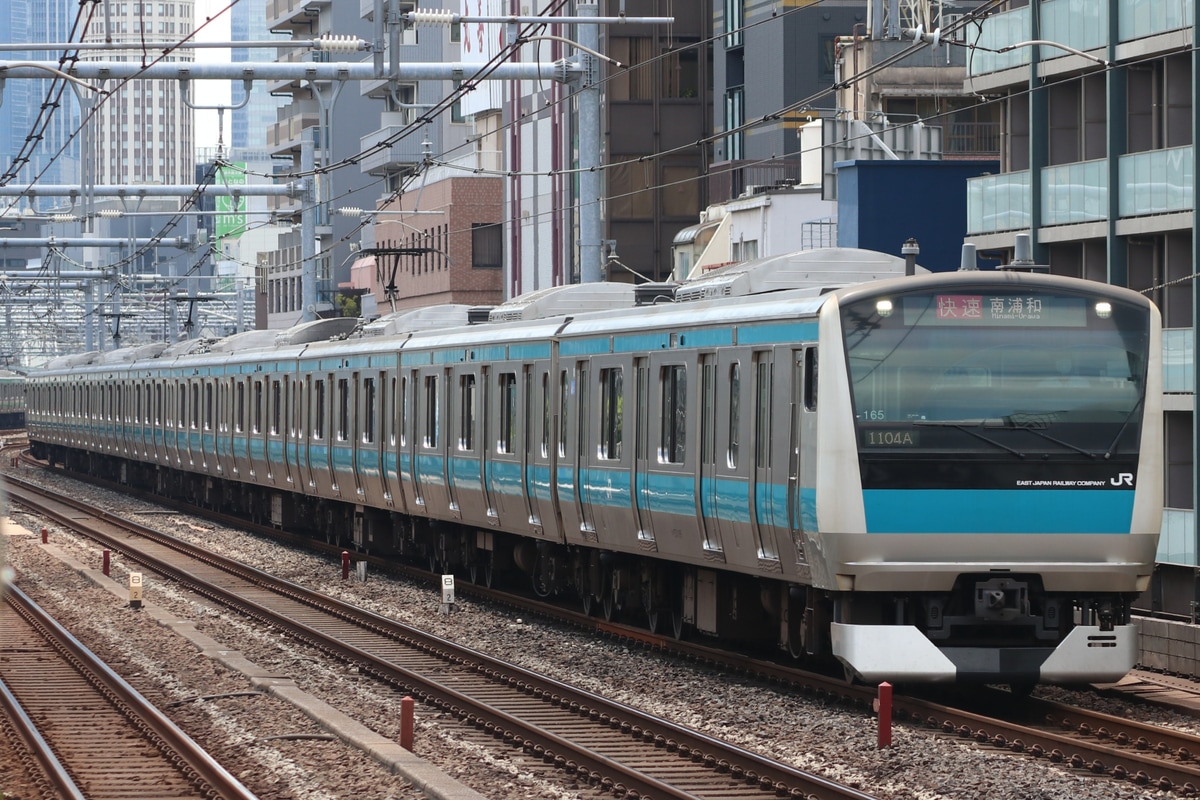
[0,369,26,429]
[25,247,1163,687]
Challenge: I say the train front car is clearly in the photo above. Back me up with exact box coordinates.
[817,271,1162,686]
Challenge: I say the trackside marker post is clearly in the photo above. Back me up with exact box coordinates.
[129,572,144,610]
[41,527,47,543]
[341,551,350,580]
[102,549,110,577]
[400,696,415,750]
[875,682,893,748]
[440,574,455,615]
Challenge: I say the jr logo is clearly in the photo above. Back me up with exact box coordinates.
[1110,473,1134,487]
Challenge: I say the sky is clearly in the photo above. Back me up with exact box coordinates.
[193,0,232,151]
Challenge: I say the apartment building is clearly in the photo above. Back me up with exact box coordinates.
[962,0,1197,563]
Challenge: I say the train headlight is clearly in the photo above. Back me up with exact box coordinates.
[875,299,894,318]
[1094,301,1112,319]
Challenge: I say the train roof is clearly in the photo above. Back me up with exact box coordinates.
[674,247,925,302]
[362,304,473,337]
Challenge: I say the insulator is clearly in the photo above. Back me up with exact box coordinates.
[409,9,457,25]
[337,207,364,216]
[314,34,362,53]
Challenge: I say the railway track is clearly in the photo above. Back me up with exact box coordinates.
[0,582,256,800]
[4,471,878,800]
[15,459,1200,796]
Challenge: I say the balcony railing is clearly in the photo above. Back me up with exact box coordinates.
[966,170,1031,234]
[707,159,803,205]
[1040,159,1107,226]
[1119,146,1194,217]
[1119,0,1193,42]
[943,122,1001,158]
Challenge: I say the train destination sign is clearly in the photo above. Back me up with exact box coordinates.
[904,294,1088,327]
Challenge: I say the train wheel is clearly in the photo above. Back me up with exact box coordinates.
[647,608,685,639]
[469,553,494,587]
[602,593,617,622]
[581,593,594,616]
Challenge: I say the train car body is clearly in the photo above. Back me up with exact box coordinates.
[26,248,1163,686]
[0,369,26,429]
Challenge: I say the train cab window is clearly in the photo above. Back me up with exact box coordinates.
[599,367,623,460]
[498,372,517,454]
[659,365,686,464]
[728,362,741,468]
[314,379,326,439]
[337,379,350,441]
[423,375,438,447]
[271,380,282,435]
[364,377,377,444]
[253,380,263,434]
[235,382,245,432]
[458,374,475,450]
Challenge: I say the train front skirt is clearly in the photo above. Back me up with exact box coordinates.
[831,623,1138,684]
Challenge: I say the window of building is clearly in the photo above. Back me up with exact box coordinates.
[725,88,744,161]
[472,222,503,269]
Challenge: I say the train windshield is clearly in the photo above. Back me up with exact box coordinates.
[839,286,1151,458]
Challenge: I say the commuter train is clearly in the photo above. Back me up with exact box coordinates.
[26,248,1163,686]
[0,369,26,429]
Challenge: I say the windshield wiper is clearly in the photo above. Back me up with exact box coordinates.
[992,414,1096,458]
[1101,395,1144,460]
[912,420,1025,458]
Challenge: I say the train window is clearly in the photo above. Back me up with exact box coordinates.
[364,377,377,444]
[253,380,263,434]
[636,363,648,460]
[314,379,326,439]
[558,369,569,457]
[136,385,143,424]
[458,374,475,450]
[423,375,438,447]
[659,365,686,464]
[728,362,740,468]
[498,372,517,453]
[155,384,162,425]
[235,382,245,432]
[755,359,772,469]
[192,383,201,429]
[541,372,550,457]
[337,379,350,441]
[701,361,714,464]
[204,383,213,430]
[398,375,407,447]
[271,380,282,435]
[599,367,623,460]
[803,348,818,412]
[524,369,533,455]
[389,376,398,446]
[177,383,185,428]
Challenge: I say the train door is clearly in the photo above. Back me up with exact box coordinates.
[749,349,781,566]
[696,352,729,559]
[349,372,366,499]
[406,370,426,512]
[580,356,630,547]
[518,366,540,532]
[212,379,228,477]
[477,365,498,521]
[304,375,325,491]
[527,366,557,537]
[632,358,651,541]
[365,371,390,505]
[442,367,460,517]
[264,377,282,485]
[282,377,300,487]
[574,362,595,537]
[787,348,815,572]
